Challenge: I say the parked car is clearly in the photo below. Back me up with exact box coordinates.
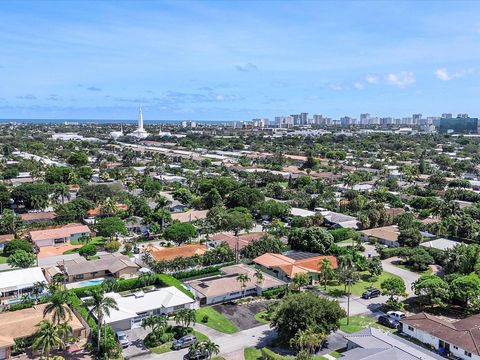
[183,350,210,360]
[361,288,381,299]
[378,315,401,329]
[116,331,129,348]
[172,335,197,350]
[387,311,406,321]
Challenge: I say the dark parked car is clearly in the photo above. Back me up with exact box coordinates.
[361,288,381,299]
[183,350,210,360]
[378,315,401,329]
[172,335,197,350]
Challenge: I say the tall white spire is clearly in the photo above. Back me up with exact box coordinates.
[138,107,144,129]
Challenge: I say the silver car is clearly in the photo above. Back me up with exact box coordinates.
[116,331,129,348]
[172,335,197,350]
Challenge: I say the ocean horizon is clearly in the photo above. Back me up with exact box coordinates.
[0,118,235,125]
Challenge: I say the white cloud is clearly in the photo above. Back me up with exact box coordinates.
[385,71,416,88]
[435,67,473,81]
[365,75,379,84]
[354,82,365,90]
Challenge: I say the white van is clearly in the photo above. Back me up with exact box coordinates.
[387,311,406,321]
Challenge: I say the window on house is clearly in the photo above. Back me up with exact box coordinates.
[173,305,184,310]
[408,326,414,331]
[464,351,472,357]
[74,274,84,280]
[453,346,458,350]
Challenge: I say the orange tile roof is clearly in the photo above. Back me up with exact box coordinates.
[171,210,208,223]
[254,253,338,278]
[210,232,263,250]
[148,244,207,261]
[20,211,57,221]
[30,223,91,242]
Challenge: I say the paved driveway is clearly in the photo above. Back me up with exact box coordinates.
[38,243,82,258]
[381,257,420,295]
[123,327,151,359]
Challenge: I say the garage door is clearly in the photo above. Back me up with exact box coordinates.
[36,239,53,247]
[0,347,7,360]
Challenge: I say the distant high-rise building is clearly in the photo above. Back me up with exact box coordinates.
[439,116,479,134]
[313,114,325,125]
[457,113,469,118]
[275,116,294,128]
[181,121,197,128]
[412,114,422,124]
[360,113,370,125]
[251,118,269,128]
[442,113,453,119]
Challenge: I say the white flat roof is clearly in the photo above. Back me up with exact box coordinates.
[102,286,194,323]
[420,238,460,251]
[291,207,316,217]
[0,267,47,292]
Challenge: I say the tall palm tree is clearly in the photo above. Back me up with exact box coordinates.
[236,274,250,298]
[83,288,118,353]
[174,309,196,329]
[202,340,220,359]
[142,315,167,336]
[254,269,264,286]
[43,291,72,324]
[57,322,73,349]
[54,184,70,205]
[32,320,64,359]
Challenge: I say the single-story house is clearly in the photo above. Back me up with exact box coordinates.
[0,234,14,251]
[186,264,285,305]
[342,327,437,360]
[19,211,57,224]
[361,225,400,247]
[319,210,358,229]
[0,267,47,304]
[171,210,208,223]
[253,251,338,283]
[146,243,207,262]
[420,238,460,252]
[401,312,480,360]
[290,207,316,218]
[209,232,264,251]
[29,223,91,247]
[45,253,139,283]
[125,216,149,234]
[100,287,195,331]
[0,303,86,360]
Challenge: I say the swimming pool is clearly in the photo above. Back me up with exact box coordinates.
[77,278,105,288]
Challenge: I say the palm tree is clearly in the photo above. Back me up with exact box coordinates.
[174,309,196,329]
[83,288,118,353]
[292,273,309,291]
[100,197,117,216]
[202,339,220,359]
[142,315,167,336]
[32,281,46,304]
[101,278,118,293]
[32,320,64,359]
[43,291,72,324]
[54,184,70,205]
[236,274,251,298]
[318,258,334,290]
[254,269,264,286]
[57,322,73,349]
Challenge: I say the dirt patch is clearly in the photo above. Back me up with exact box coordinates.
[213,301,270,331]
[38,243,82,258]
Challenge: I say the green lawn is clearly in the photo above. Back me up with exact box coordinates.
[244,347,338,360]
[0,255,7,264]
[324,271,402,297]
[195,307,238,334]
[149,331,207,354]
[244,347,262,360]
[396,263,432,275]
[339,315,394,334]
[254,310,270,324]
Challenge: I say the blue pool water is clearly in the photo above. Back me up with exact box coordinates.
[77,278,105,288]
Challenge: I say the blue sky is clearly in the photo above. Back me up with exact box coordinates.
[1,0,480,121]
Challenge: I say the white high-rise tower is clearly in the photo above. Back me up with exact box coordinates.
[130,107,148,138]
[138,107,144,129]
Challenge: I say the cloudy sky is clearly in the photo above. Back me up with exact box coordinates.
[1,0,480,121]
